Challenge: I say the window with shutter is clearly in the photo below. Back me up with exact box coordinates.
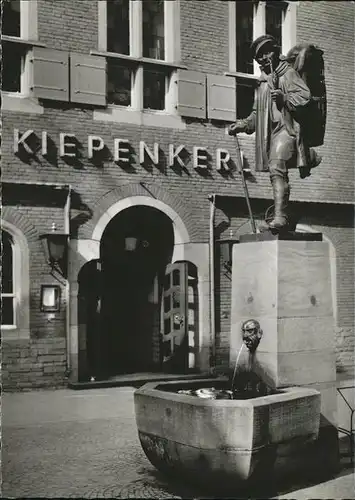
[31,47,69,102]
[70,53,107,106]
[207,74,236,122]
[176,70,206,119]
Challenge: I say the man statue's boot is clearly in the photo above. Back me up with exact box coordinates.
[268,177,290,231]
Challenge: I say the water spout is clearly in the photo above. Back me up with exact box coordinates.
[231,319,263,395]
[231,343,245,393]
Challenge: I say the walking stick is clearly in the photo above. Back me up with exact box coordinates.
[234,134,257,234]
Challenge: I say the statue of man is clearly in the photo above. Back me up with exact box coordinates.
[229,34,322,231]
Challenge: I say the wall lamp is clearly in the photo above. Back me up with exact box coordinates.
[40,284,61,312]
[40,223,68,278]
[216,236,238,274]
[125,236,138,252]
[124,237,149,252]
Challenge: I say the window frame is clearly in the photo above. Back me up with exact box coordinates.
[1,0,44,95]
[228,0,298,78]
[95,0,183,116]
[227,0,298,120]
[2,0,45,113]
[1,231,16,327]
[1,222,30,340]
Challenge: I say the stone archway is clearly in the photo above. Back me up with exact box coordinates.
[92,196,190,262]
[68,195,211,382]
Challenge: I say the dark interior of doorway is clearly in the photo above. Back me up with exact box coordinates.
[96,205,174,378]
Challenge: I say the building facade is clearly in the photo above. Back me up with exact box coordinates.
[2,0,354,390]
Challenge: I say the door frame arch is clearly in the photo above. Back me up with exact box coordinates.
[68,195,215,383]
[92,196,190,263]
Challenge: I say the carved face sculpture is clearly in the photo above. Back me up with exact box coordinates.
[242,319,262,352]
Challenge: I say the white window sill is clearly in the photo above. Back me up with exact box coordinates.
[2,93,44,114]
[93,106,186,130]
[225,71,260,82]
[1,35,46,47]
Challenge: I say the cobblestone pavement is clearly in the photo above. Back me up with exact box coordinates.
[1,387,194,499]
[2,387,354,499]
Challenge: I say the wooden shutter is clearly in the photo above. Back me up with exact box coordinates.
[207,74,236,122]
[31,47,69,102]
[176,70,206,119]
[70,53,106,106]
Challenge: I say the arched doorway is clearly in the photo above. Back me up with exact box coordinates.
[99,205,175,377]
[70,196,208,383]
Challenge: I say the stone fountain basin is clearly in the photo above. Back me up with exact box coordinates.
[134,378,321,488]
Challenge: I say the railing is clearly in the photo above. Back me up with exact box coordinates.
[337,385,354,466]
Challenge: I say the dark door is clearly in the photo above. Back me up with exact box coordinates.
[161,262,188,373]
[78,259,103,380]
[101,244,158,375]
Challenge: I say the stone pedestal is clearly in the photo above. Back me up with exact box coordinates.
[230,233,339,476]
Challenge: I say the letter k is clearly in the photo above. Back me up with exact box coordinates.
[14,129,35,155]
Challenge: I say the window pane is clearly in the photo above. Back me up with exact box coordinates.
[107,0,130,55]
[107,61,131,106]
[2,0,21,37]
[2,232,13,294]
[236,1,254,74]
[143,0,165,60]
[236,83,255,119]
[266,1,283,49]
[143,69,165,110]
[1,297,14,325]
[2,42,22,92]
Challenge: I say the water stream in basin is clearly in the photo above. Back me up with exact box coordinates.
[231,343,245,394]
[174,342,275,400]
[177,344,247,399]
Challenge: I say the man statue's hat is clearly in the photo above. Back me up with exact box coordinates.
[250,34,279,59]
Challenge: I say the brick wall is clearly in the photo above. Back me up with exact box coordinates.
[2,205,67,337]
[2,0,354,389]
[180,0,229,74]
[2,339,67,391]
[1,205,67,391]
[2,112,258,242]
[296,1,355,202]
[38,0,97,53]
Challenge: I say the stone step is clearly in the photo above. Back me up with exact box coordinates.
[68,372,214,390]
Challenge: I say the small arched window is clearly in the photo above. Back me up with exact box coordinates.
[1,224,30,339]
